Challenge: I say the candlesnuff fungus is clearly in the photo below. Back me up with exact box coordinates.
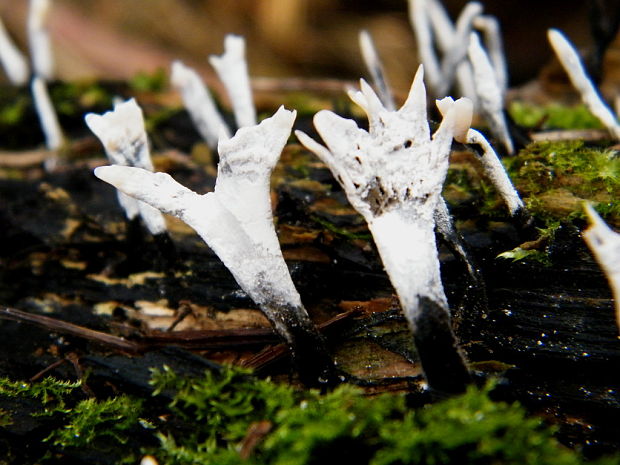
[408,0,481,102]
[85,99,167,237]
[436,96,525,218]
[209,34,256,129]
[94,107,338,386]
[296,66,473,393]
[171,60,231,149]
[467,33,514,155]
[548,28,620,141]
[582,204,620,331]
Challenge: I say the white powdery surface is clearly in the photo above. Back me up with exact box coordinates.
[94,107,306,332]
[548,29,620,141]
[297,65,472,321]
[86,99,166,235]
[171,60,230,148]
[583,204,620,331]
[209,35,256,129]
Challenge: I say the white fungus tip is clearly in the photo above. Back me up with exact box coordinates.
[436,97,473,143]
[401,64,427,119]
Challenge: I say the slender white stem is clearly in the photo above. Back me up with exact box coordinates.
[473,15,508,95]
[548,28,620,140]
[369,210,447,322]
[209,35,256,128]
[583,204,620,331]
[437,2,482,97]
[468,33,514,154]
[171,61,230,148]
[466,128,523,214]
[408,0,442,94]
[31,76,63,151]
[28,0,53,79]
[425,0,478,103]
[359,30,395,111]
[0,16,29,85]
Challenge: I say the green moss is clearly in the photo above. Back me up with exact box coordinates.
[46,395,146,448]
[0,369,615,464]
[504,140,620,225]
[0,95,29,126]
[372,383,585,465]
[509,102,604,130]
[148,366,616,465]
[130,68,168,93]
[0,376,145,460]
[50,81,113,117]
[0,376,80,414]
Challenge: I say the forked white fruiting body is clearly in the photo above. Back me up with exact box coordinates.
[209,35,256,129]
[171,60,231,148]
[85,99,166,235]
[0,16,29,85]
[583,204,620,331]
[437,2,482,97]
[297,66,473,392]
[467,33,514,154]
[548,29,620,141]
[359,30,395,111]
[409,0,482,103]
[28,0,53,79]
[436,96,524,216]
[31,76,63,151]
[94,107,336,384]
[409,0,443,94]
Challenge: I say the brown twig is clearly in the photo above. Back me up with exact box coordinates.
[0,306,359,359]
[0,306,145,353]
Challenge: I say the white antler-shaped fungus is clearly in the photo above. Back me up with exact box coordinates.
[583,204,620,331]
[85,99,166,236]
[0,15,29,85]
[297,66,472,393]
[209,35,256,129]
[409,0,443,95]
[409,0,482,103]
[171,60,231,149]
[94,107,336,385]
[467,33,514,154]
[28,0,53,79]
[548,29,620,141]
[436,2,482,97]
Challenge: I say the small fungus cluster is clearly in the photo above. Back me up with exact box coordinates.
[0,0,618,396]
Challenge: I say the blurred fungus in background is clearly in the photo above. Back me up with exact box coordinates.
[0,0,616,98]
